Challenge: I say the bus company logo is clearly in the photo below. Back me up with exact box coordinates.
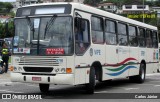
[105,58,138,76]
[90,48,93,56]
[2,94,11,99]
[141,51,145,56]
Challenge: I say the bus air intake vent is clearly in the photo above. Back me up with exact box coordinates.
[23,67,53,72]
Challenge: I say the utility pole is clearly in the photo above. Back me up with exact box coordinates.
[143,0,144,23]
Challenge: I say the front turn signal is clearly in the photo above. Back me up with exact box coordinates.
[9,66,14,71]
[66,68,72,74]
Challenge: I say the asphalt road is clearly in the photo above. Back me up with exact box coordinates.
[0,72,160,102]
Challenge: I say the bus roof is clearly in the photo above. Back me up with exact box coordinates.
[20,2,157,30]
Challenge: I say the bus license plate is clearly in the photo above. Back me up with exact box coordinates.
[32,77,41,81]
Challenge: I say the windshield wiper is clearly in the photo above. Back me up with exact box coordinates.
[26,16,35,39]
[44,14,57,39]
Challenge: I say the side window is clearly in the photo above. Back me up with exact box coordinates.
[152,31,158,48]
[105,20,117,45]
[138,28,146,47]
[146,30,152,48]
[75,17,90,55]
[91,16,104,44]
[118,23,128,46]
[128,25,138,46]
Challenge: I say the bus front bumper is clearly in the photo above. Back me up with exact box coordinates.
[10,72,74,85]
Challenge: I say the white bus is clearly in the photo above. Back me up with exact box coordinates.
[10,2,159,94]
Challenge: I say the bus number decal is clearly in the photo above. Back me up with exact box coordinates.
[90,48,101,56]
[141,51,145,56]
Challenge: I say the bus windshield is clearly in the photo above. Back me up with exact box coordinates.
[13,16,73,55]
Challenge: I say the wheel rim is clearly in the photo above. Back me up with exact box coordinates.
[0,67,2,72]
[141,66,145,80]
[93,75,96,86]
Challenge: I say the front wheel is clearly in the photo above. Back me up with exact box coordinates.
[85,67,96,94]
[0,67,4,74]
[129,63,146,83]
[0,62,4,74]
[39,84,50,93]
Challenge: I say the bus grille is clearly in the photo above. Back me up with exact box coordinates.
[17,56,63,66]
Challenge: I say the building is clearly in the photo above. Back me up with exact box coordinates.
[98,3,118,13]
[43,0,63,3]
[146,0,158,1]
[43,0,84,3]
[122,5,150,14]
[152,7,160,17]
[16,0,38,7]
[16,0,84,7]
[0,16,10,23]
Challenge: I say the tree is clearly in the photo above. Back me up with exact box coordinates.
[4,2,13,13]
[0,23,6,38]
[0,2,13,14]
[64,0,72,2]
[83,0,102,6]
[0,2,14,38]
[7,19,14,37]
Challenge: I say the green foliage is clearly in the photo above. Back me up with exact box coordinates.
[83,0,102,6]
[0,2,14,38]
[0,19,14,38]
[145,0,160,6]
[4,2,13,12]
[7,19,14,38]
[8,11,15,17]
[0,2,13,14]
[64,0,72,2]
[0,22,6,38]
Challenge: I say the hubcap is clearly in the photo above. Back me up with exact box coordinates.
[141,67,145,80]
[0,67,3,72]
[94,75,96,86]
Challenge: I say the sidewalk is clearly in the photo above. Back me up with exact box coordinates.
[0,64,11,79]
[0,71,11,79]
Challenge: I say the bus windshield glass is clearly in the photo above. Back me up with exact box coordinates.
[13,16,73,55]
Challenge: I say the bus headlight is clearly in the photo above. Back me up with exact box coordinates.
[61,68,66,73]
[18,67,23,71]
[13,66,23,72]
[55,68,59,73]
[14,67,17,71]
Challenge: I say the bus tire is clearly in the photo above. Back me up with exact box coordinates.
[129,63,146,83]
[0,65,4,74]
[39,84,50,93]
[101,79,112,83]
[0,68,4,74]
[85,67,95,94]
